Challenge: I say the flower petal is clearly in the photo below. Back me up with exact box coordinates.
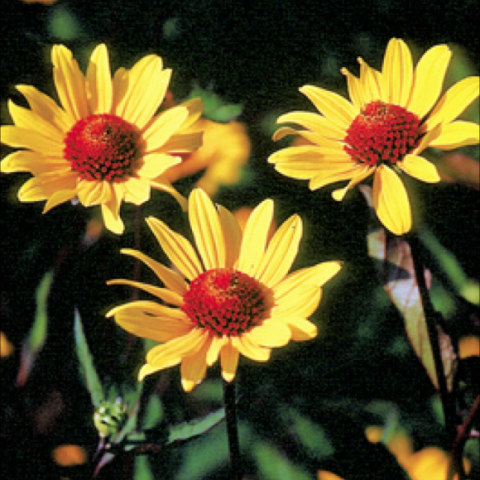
[181,336,211,391]
[341,67,367,108]
[218,205,242,268]
[101,185,124,234]
[398,154,441,183]
[189,189,226,270]
[247,319,291,348]
[381,38,413,106]
[275,111,346,139]
[1,126,64,156]
[220,341,240,383]
[358,58,383,103]
[255,214,302,287]
[300,85,359,130]
[1,151,65,174]
[52,44,89,121]
[120,248,188,294]
[137,153,181,180]
[425,76,480,130]
[408,45,452,119]
[16,84,74,131]
[427,121,480,150]
[206,336,228,366]
[331,165,374,200]
[286,318,318,341]
[86,44,113,114]
[43,188,78,213]
[146,216,203,281]
[273,286,322,319]
[237,199,274,276]
[159,132,204,154]
[149,177,188,210]
[76,179,111,206]
[274,261,342,300]
[231,336,271,362]
[107,278,184,306]
[123,176,151,205]
[373,165,411,235]
[143,106,189,153]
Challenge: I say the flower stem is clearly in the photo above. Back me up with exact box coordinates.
[223,378,241,480]
[407,235,457,457]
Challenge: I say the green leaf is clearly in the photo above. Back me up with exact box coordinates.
[166,407,225,445]
[134,456,155,480]
[16,270,54,387]
[141,394,164,430]
[74,310,104,407]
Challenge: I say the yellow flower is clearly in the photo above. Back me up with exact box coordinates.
[269,38,480,235]
[52,444,88,467]
[162,118,251,196]
[1,44,203,234]
[107,188,341,391]
[0,332,14,358]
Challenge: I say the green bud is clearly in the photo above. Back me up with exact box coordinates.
[93,398,128,437]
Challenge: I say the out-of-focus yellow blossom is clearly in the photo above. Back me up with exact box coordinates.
[52,444,88,466]
[1,44,203,234]
[163,118,251,196]
[458,335,480,359]
[317,471,346,480]
[364,425,414,467]
[19,0,58,4]
[0,332,15,358]
[270,38,479,235]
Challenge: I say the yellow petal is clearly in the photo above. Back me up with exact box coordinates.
[86,44,112,114]
[408,45,452,119]
[218,205,242,268]
[8,100,64,142]
[206,336,228,366]
[146,216,203,281]
[331,165,374,200]
[398,154,441,183]
[247,319,291,347]
[300,85,359,130]
[318,471,346,480]
[1,151,65,174]
[16,84,74,131]
[52,44,89,121]
[237,199,274,276]
[123,176,151,205]
[220,341,240,383]
[1,126,64,156]
[175,97,204,130]
[341,67,367,108]
[373,165,411,235]
[308,165,371,191]
[19,172,77,202]
[123,62,171,129]
[425,76,480,130]
[275,111,346,140]
[17,177,48,201]
[101,186,124,234]
[76,179,111,206]
[286,317,318,341]
[255,214,302,287]
[107,279,183,306]
[43,188,77,213]
[428,121,480,150]
[143,106,189,153]
[109,303,192,343]
[273,286,322,319]
[181,336,211,391]
[274,261,342,299]
[146,328,205,365]
[231,336,271,362]
[189,189,226,270]
[159,132,204,154]
[120,248,188,294]
[381,38,413,106]
[358,58,383,103]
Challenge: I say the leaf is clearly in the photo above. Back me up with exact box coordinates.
[134,456,155,480]
[16,270,54,387]
[74,310,104,407]
[360,186,457,391]
[141,394,164,430]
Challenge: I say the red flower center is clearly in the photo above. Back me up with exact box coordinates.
[344,101,421,166]
[64,114,140,182]
[181,268,270,337]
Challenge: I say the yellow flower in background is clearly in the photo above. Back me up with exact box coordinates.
[1,44,203,234]
[107,188,341,391]
[269,38,480,235]
[0,332,15,358]
[52,444,88,467]
[162,118,251,196]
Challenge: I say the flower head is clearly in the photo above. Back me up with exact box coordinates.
[1,44,203,234]
[107,189,341,391]
[269,38,480,235]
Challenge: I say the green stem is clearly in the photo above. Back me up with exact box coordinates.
[408,235,458,476]
[223,378,241,480]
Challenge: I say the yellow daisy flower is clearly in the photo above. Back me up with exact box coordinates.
[1,44,203,234]
[269,38,480,235]
[107,188,341,391]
